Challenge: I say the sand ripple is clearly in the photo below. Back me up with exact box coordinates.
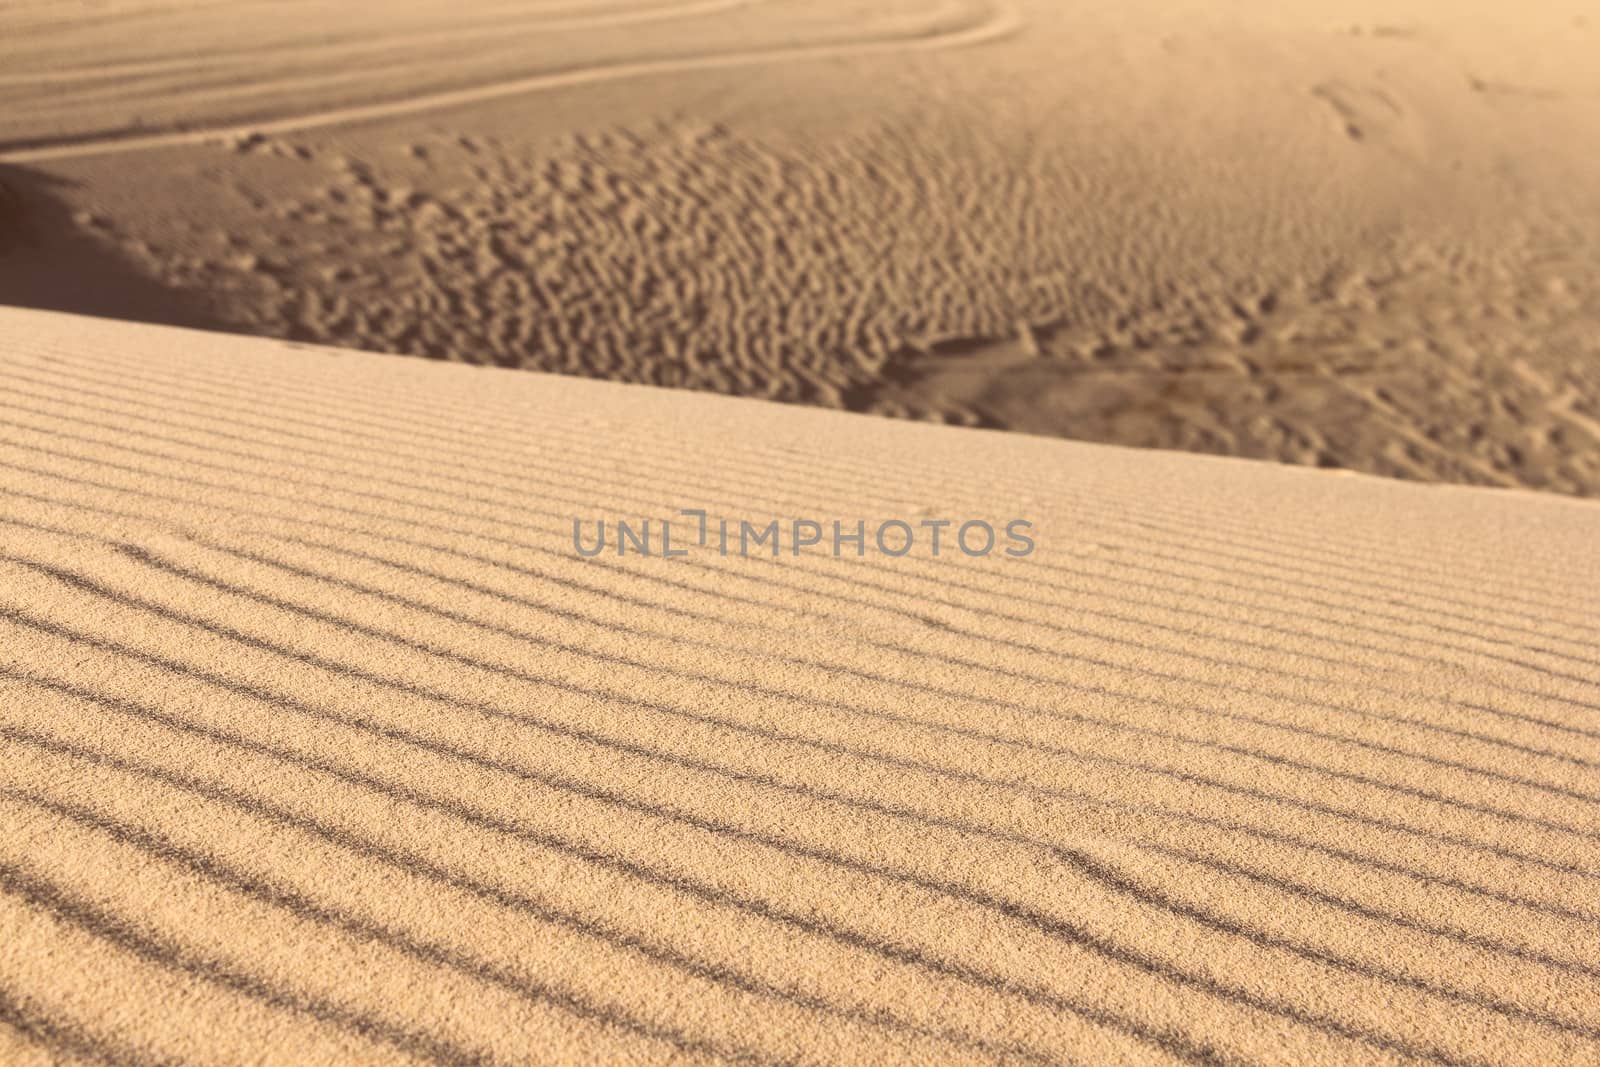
[2,307,1598,1064]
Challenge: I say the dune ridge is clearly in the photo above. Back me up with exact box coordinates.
[1,306,1598,1065]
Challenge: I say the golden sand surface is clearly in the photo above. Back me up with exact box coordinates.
[2,306,1598,1065]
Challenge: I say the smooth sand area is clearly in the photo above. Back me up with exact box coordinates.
[2,306,1599,1065]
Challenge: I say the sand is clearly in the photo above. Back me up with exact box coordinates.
[4,0,1600,491]
[1,304,1598,1065]
[4,2,1600,1063]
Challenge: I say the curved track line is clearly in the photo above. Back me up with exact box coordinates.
[0,0,756,88]
[0,1,1023,164]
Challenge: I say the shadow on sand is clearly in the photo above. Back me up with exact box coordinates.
[0,163,224,332]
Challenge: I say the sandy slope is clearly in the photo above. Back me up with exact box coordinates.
[4,0,1600,493]
[2,305,1599,1065]
[0,0,1017,158]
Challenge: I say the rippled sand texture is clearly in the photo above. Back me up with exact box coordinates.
[3,306,1600,1065]
[3,0,1600,493]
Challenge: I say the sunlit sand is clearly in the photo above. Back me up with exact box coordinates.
[2,1,1599,1063]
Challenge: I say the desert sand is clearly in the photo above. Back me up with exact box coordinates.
[3,0,1600,490]
[4,1,1600,1064]
[2,304,1599,1064]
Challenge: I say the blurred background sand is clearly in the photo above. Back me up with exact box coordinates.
[4,0,1599,491]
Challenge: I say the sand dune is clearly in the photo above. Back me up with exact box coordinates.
[4,4,1600,1062]
[2,305,1599,1064]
